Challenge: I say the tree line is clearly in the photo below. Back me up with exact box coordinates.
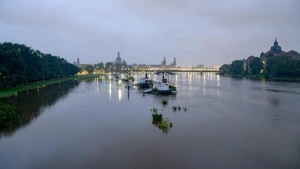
[219,56,300,78]
[82,60,130,74]
[0,42,79,88]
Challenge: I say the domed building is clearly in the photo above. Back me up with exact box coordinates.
[260,38,286,59]
[260,38,300,64]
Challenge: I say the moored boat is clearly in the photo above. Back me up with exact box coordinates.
[136,71,153,89]
[122,73,135,82]
[143,72,177,95]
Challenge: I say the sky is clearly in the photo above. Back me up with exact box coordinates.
[0,0,299,67]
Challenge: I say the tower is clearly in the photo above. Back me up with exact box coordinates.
[161,55,166,66]
[116,51,122,64]
[77,57,80,65]
[270,38,282,53]
[173,57,176,66]
[115,51,122,70]
[274,38,278,46]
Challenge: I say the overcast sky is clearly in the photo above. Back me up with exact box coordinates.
[0,0,299,66]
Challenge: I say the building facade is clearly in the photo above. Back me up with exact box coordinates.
[260,38,300,63]
[161,56,166,66]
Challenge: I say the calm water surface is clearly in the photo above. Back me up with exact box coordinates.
[1,73,300,169]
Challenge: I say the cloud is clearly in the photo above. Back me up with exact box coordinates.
[0,0,299,66]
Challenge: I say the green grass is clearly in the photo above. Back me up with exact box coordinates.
[0,76,79,98]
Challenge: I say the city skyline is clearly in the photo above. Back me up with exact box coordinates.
[0,0,300,67]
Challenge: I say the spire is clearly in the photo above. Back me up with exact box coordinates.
[173,56,176,66]
[77,57,80,65]
[274,37,278,46]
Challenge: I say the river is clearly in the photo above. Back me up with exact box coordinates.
[0,73,300,169]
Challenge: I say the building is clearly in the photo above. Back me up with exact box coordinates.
[115,51,122,65]
[170,57,176,67]
[260,38,300,63]
[77,57,80,65]
[286,50,300,58]
[161,56,166,66]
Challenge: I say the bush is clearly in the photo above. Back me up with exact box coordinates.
[162,99,168,105]
[151,108,158,113]
[152,113,163,122]
[172,106,177,111]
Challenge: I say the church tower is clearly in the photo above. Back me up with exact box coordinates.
[115,51,122,70]
[270,38,282,53]
[173,57,176,66]
[116,51,122,64]
[161,55,166,66]
[77,57,80,65]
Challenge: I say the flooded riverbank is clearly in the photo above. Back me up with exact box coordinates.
[1,72,300,169]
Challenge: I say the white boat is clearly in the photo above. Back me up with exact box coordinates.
[143,73,177,95]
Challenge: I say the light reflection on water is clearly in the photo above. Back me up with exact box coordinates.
[0,73,300,169]
[109,81,112,99]
[118,87,122,101]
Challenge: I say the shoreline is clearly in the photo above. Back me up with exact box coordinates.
[0,76,78,98]
[220,74,300,82]
[0,74,104,99]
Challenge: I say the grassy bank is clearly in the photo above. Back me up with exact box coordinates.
[0,76,79,98]
[245,74,265,80]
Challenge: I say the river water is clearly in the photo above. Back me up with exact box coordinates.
[0,73,300,169]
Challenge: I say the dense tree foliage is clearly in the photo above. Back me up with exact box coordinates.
[222,56,300,79]
[105,62,114,70]
[229,60,244,75]
[122,60,128,68]
[249,57,263,74]
[219,64,231,75]
[0,42,79,88]
[96,62,104,70]
[266,56,300,77]
[85,65,95,74]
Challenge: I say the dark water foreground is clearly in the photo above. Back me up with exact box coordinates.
[0,73,300,169]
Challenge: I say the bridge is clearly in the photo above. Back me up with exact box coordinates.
[93,67,219,74]
[130,67,219,73]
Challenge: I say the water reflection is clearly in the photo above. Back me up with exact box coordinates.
[1,73,300,169]
[96,78,99,92]
[109,81,112,99]
[118,88,122,101]
[203,74,207,96]
[0,81,79,138]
